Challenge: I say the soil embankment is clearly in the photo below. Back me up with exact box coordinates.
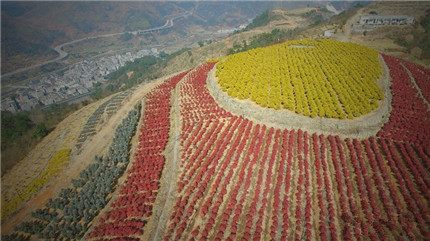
[207,55,392,139]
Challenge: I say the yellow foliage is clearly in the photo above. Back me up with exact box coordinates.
[216,39,384,119]
[1,149,71,220]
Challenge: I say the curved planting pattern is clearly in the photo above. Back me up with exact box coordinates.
[2,51,429,241]
[377,54,430,149]
[88,72,189,240]
[3,103,142,241]
[76,89,134,150]
[216,39,384,119]
[401,60,430,103]
[162,61,429,240]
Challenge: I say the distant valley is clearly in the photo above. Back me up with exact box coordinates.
[1,1,327,75]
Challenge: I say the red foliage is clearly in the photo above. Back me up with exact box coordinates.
[378,54,430,149]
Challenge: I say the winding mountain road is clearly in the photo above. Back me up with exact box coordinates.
[1,11,190,79]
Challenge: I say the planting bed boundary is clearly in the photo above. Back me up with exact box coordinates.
[207,55,392,139]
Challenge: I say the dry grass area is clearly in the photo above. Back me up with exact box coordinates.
[342,1,430,67]
[0,100,105,222]
[1,73,177,235]
[366,1,429,19]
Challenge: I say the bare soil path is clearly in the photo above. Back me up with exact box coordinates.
[401,63,430,109]
[337,7,366,42]
[145,83,182,241]
[1,100,99,219]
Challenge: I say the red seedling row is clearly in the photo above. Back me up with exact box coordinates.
[366,137,417,239]
[378,54,430,149]
[93,237,140,241]
[302,131,313,240]
[89,71,188,239]
[400,143,430,199]
[335,135,367,238]
[221,124,264,241]
[363,139,396,226]
[165,116,240,240]
[178,119,224,192]
[88,219,146,238]
[279,129,295,240]
[158,61,429,240]
[206,119,253,240]
[346,138,380,240]
[312,133,328,241]
[401,60,430,103]
[270,129,290,240]
[254,128,281,241]
[328,135,354,240]
[200,119,250,218]
[293,129,304,240]
[179,63,232,125]
[319,135,338,241]
[244,127,274,241]
[380,139,430,237]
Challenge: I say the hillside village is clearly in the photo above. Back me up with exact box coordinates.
[1,49,157,113]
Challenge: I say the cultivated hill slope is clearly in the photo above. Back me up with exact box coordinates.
[216,39,383,118]
[2,3,430,240]
[3,44,430,240]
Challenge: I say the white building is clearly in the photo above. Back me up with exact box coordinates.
[324,30,333,37]
[359,15,414,25]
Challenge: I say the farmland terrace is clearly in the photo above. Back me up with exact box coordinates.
[2,41,430,240]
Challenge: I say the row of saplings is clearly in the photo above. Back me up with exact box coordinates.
[3,103,142,241]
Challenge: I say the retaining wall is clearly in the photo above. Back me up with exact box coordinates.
[206,55,392,139]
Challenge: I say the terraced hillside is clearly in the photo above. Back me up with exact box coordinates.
[76,89,135,150]
[2,42,429,241]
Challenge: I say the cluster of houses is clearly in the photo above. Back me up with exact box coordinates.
[2,49,156,113]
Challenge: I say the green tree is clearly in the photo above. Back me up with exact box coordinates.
[32,123,47,139]
[119,32,133,41]
[105,84,115,92]
[245,10,270,31]
[1,111,34,143]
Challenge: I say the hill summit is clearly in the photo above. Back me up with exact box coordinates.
[216,39,384,119]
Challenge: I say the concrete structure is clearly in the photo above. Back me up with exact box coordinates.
[324,30,333,37]
[359,15,414,25]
